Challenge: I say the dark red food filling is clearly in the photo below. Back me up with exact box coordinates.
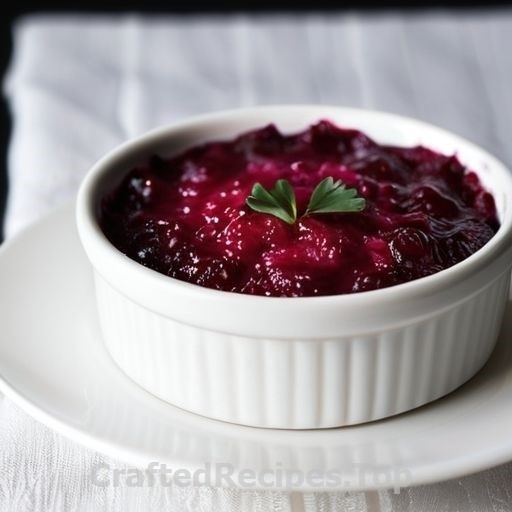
[100,121,499,297]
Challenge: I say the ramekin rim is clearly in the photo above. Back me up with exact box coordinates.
[76,104,512,307]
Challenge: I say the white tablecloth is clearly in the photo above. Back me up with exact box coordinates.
[2,12,512,511]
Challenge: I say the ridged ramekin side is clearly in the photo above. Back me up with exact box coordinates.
[94,271,511,429]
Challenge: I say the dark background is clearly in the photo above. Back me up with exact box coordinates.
[1,1,511,242]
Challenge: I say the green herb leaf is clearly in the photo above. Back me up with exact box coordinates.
[246,179,297,224]
[246,177,366,224]
[305,177,366,216]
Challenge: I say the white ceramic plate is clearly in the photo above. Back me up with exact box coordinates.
[1,203,512,491]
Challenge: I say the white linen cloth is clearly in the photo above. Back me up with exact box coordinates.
[3,12,512,511]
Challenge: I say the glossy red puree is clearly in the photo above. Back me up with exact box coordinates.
[100,121,499,297]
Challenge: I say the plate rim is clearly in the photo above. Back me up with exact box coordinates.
[1,203,512,492]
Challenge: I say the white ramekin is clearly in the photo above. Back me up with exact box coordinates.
[76,106,512,429]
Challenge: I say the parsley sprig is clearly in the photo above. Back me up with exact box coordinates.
[246,177,366,225]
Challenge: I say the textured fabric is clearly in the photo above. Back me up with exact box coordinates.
[2,12,512,511]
